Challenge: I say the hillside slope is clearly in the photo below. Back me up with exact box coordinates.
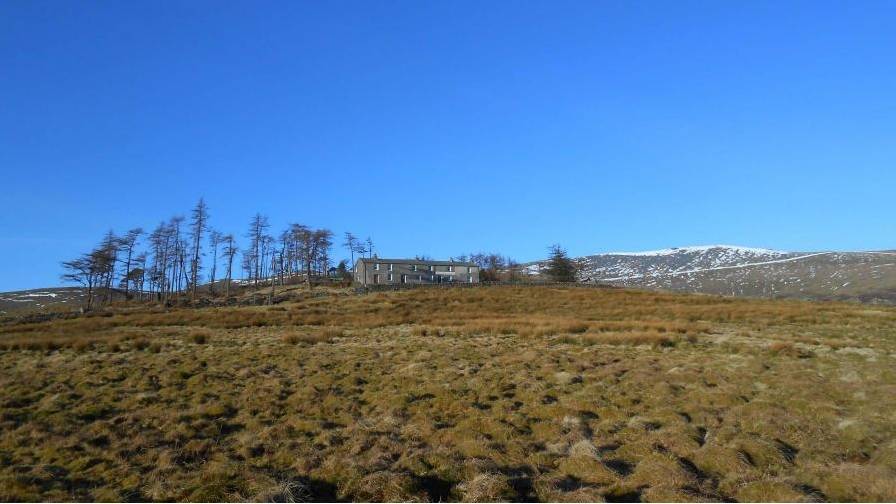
[0,288,88,316]
[2,286,895,501]
[526,245,896,303]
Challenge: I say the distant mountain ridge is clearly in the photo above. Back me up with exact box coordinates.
[526,245,896,304]
[0,288,87,316]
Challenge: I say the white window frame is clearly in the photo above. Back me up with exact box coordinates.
[388,273,393,281]
[374,263,380,270]
[448,265,454,272]
[388,263,393,271]
[412,264,418,271]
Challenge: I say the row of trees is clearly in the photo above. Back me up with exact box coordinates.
[61,199,578,309]
[451,253,523,282]
[451,245,578,283]
[61,198,372,309]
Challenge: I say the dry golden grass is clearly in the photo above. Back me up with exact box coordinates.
[1,285,895,501]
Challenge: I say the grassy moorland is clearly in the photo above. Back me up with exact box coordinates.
[1,285,895,502]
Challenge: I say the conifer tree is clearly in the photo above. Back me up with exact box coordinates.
[545,244,577,282]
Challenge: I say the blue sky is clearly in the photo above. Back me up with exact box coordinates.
[1,1,894,291]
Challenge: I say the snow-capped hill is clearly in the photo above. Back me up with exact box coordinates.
[604,245,788,258]
[576,245,800,282]
[0,288,88,316]
[524,245,896,304]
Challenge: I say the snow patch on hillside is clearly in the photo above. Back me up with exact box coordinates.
[596,252,830,282]
[603,245,788,257]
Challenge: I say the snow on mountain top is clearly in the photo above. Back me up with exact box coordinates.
[601,245,789,257]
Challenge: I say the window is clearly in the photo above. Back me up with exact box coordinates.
[468,266,473,273]
[468,274,473,283]
[388,263,393,271]
[412,264,418,271]
[388,273,393,282]
[374,263,380,270]
[417,275,422,281]
[428,265,433,271]
[448,265,454,272]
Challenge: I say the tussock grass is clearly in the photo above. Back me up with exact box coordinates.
[282,327,342,345]
[0,285,895,501]
[188,327,212,344]
[560,330,697,347]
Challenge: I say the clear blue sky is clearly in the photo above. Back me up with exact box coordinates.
[2,1,894,291]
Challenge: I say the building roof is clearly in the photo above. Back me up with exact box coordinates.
[356,257,477,267]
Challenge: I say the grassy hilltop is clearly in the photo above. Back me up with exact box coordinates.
[1,286,895,502]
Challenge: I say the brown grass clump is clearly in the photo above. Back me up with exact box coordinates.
[282,327,342,345]
[412,325,431,337]
[564,322,590,334]
[282,333,302,345]
[189,328,211,344]
[561,330,697,347]
[769,340,814,358]
[458,472,516,502]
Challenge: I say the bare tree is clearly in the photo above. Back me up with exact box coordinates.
[119,228,143,299]
[343,232,360,272]
[246,214,270,287]
[146,216,186,303]
[365,236,374,258]
[169,216,186,297]
[128,253,147,300]
[335,259,349,280]
[61,232,119,310]
[310,229,333,286]
[97,231,119,305]
[148,222,167,301]
[506,257,521,283]
[279,229,294,280]
[462,252,510,282]
[148,221,174,302]
[222,234,238,297]
[189,198,209,301]
[61,255,99,310]
[484,254,505,282]
[208,229,222,296]
[269,248,280,304]
[259,234,274,282]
